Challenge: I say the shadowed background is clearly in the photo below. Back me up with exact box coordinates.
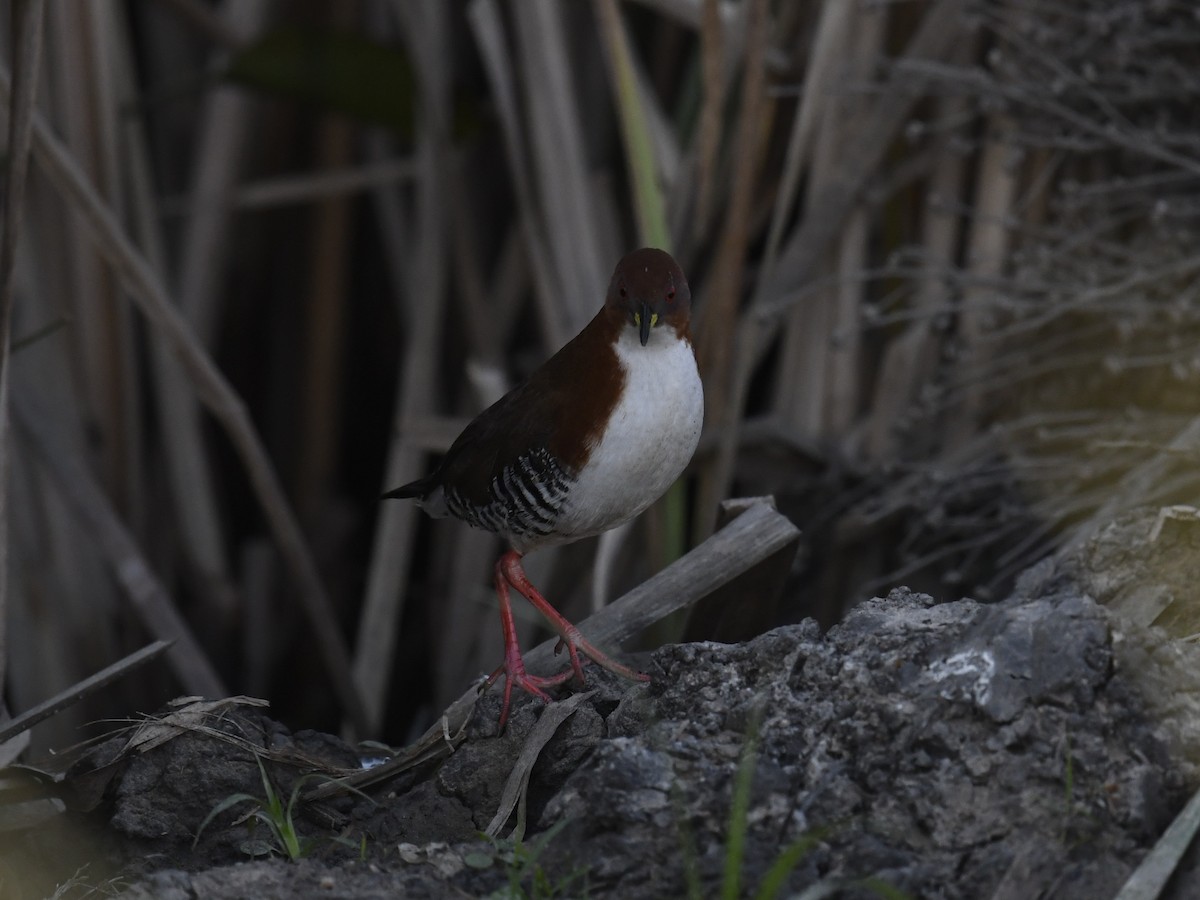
[1,0,1198,750]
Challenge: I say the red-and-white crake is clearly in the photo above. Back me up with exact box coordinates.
[386,248,703,729]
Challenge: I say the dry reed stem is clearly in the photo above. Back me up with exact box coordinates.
[821,6,887,441]
[8,186,117,739]
[296,111,356,522]
[760,0,853,273]
[354,143,430,734]
[171,1,268,347]
[47,5,140,525]
[0,69,370,734]
[435,526,500,713]
[468,0,568,350]
[511,0,607,336]
[99,4,151,532]
[0,0,44,705]
[756,0,966,320]
[449,175,511,366]
[824,206,868,437]
[353,0,454,734]
[693,0,769,539]
[781,1,883,438]
[775,6,868,440]
[692,0,725,241]
[700,0,965,528]
[864,38,978,459]
[121,1,257,625]
[13,390,225,697]
[948,113,1019,447]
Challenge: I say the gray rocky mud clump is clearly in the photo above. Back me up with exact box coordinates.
[56,586,1194,899]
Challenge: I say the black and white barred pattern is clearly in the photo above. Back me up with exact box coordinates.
[445,446,572,541]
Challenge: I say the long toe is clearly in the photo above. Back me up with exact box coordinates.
[574,635,649,683]
[486,659,578,730]
[525,668,576,689]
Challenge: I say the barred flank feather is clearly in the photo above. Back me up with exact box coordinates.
[446,447,572,539]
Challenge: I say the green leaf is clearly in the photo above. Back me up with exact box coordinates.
[239,838,274,858]
[193,792,261,848]
[464,851,495,870]
[224,26,415,135]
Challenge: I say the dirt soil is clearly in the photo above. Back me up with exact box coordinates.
[6,581,1200,899]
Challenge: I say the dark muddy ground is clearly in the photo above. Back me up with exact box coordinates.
[5,564,1200,899]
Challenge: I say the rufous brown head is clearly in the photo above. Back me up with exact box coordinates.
[605,248,691,346]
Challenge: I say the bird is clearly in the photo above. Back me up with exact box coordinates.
[385,247,704,730]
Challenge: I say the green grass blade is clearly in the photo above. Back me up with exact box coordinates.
[674,780,705,900]
[193,793,260,848]
[596,0,669,251]
[721,730,760,900]
[753,832,823,900]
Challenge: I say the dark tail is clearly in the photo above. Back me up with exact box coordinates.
[382,476,435,501]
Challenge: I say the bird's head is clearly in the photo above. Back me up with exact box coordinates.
[605,248,691,346]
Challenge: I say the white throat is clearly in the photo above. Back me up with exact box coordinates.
[551,325,703,543]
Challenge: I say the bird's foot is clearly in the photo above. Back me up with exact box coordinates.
[483,652,576,731]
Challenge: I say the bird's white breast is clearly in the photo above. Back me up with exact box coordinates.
[554,327,703,541]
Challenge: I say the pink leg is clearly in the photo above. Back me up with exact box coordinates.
[498,551,649,685]
[483,550,650,730]
[482,554,573,730]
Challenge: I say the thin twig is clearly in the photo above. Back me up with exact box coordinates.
[0,641,172,745]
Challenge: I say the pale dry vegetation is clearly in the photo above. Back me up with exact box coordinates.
[0,0,1197,750]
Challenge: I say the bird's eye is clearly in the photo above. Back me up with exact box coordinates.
[619,287,627,298]
[667,290,676,301]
